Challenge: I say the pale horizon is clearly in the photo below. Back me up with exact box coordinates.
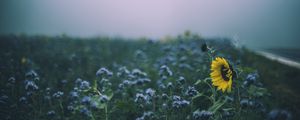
[1,0,300,49]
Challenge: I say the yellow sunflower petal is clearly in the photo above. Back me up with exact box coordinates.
[210,57,233,93]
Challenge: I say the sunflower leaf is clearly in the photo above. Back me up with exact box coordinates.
[194,79,203,85]
[208,99,227,113]
[192,92,204,100]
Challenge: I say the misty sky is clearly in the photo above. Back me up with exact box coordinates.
[1,0,300,49]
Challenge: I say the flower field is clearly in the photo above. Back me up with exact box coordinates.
[0,34,298,120]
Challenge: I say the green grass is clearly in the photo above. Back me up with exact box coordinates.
[0,34,298,120]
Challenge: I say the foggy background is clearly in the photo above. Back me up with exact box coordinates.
[1,0,300,49]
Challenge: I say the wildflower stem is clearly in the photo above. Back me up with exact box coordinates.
[105,104,108,120]
[190,100,194,119]
[31,95,37,120]
[169,89,173,97]
[153,98,156,112]
[93,79,97,90]
[237,87,241,116]
[91,112,96,120]
[59,100,64,117]
[204,79,216,102]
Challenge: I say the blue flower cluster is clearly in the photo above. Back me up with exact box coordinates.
[0,35,289,120]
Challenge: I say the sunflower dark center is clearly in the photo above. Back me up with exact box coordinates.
[221,65,230,81]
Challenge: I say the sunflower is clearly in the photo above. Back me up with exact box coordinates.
[210,57,235,92]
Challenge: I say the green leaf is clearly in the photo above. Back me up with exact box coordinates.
[208,99,227,113]
[248,85,268,97]
[105,88,114,100]
[194,78,211,85]
[98,103,107,109]
[192,92,204,100]
[194,79,203,85]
